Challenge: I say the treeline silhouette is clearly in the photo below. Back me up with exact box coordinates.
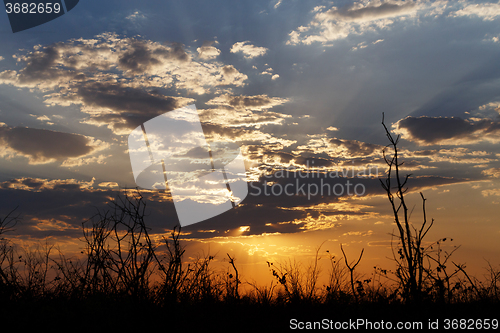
[1,118,499,330]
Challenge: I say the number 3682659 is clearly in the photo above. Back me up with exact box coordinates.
[5,3,61,14]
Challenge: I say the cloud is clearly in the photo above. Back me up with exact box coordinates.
[197,41,221,60]
[405,147,496,165]
[77,83,178,112]
[394,116,500,145]
[482,188,500,197]
[201,124,295,147]
[118,40,188,74]
[351,38,385,51]
[259,67,280,80]
[482,167,500,178]
[328,0,418,21]
[294,135,383,159]
[287,1,500,46]
[0,34,250,134]
[287,0,425,45]
[329,138,382,158]
[206,94,289,111]
[186,172,465,236]
[0,33,248,93]
[30,114,54,125]
[0,177,95,192]
[0,126,107,164]
[199,94,292,149]
[75,82,188,134]
[230,41,268,59]
[450,2,500,21]
[0,45,76,89]
[0,168,468,240]
[0,179,181,239]
[126,10,147,21]
[200,110,290,129]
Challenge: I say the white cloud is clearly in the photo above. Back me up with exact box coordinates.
[352,38,385,51]
[287,0,425,45]
[30,114,54,125]
[451,2,500,21]
[287,1,500,47]
[260,67,279,79]
[126,11,146,21]
[230,41,268,59]
[197,41,221,60]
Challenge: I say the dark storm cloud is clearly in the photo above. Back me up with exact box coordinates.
[408,149,439,157]
[77,82,181,131]
[16,45,68,84]
[180,171,469,239]
[0,46,74,88]
[78,82,178,115]
[0,179,179,239]
[0,126,98,163]
[226,95,278,108]
[396,116,500,145]
[293,156,335,168]
[330,1,417,21]
[118,40,162,73]
[206,94,288,111]
[0,170,469,241]
[118,40,188,74]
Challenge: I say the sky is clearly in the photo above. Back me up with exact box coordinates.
[1,0,500,286]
